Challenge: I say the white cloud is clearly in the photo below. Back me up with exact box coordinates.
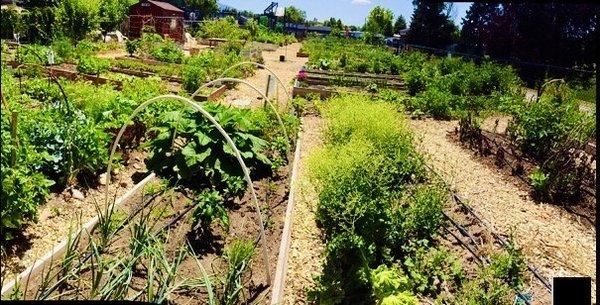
[351,0,372,5]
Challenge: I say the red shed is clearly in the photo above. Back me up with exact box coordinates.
[128,0,184,43]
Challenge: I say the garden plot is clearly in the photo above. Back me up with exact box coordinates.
[0,150,149,281]
[278,94,544,305]
[4,145,297,303]
[408,118,596,302]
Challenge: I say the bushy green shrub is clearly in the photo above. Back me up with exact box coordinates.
[26,109,109,185]
[1,110,54,241]
[309,232,374,305]
[145,103,273,196]
[76,55,109,74]
[149,39,183,63]
[309,95,455,304]
[182,49,247,93]
[196,16,249,40]
[506,83,595,160]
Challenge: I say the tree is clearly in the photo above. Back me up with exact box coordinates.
[188,0,218,19]
[459,3,499,54]
[56,0,100,42]
[284,6,306,23]
[406,1,457,48]
[364,6,394,36]
[393,15,406,34]
[99,0,135,34]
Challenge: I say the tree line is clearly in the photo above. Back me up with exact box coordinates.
[362,1,597,85]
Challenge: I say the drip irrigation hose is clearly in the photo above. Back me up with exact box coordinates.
[422,161,553,292]
[441,218,533,305]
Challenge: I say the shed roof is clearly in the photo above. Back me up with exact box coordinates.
[147,0,183,12]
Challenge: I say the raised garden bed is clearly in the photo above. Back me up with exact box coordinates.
[192,84,228,101]
[4,60,124,89]
[109,66,183,83]
[305,68,403,81]
[295,52,309,58]
[302,73,405,89]
[1,128,301,304]
[116,56,181,67]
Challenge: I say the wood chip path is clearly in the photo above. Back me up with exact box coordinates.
[409,118,596,302]
[282,116,325,304]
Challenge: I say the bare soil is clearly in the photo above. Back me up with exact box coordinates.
[1,150,150,281]
[12,146,296,303]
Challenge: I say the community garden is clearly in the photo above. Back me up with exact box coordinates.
[0,18,595,305]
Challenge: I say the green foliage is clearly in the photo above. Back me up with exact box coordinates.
[406,2,457,49]
[309,95,452,304]
[488,236,526,290]
[1,110,54,241]
[222,239,254,305]
[145,104,272,196]
[528,168,549,195]
[309,232,374,305]
[301,37,404,75]
[284,6,307,23]
[187,0,218,19]
[197,16,249,40]
[181,48,249,93]
[191,189,229,233]
[506,83,595,160]
[451,268,513,305]
[393,15,407,34]
[137,33,184,63]
[26,108,109,185]
[125,39,139,56]
[99,0,134,32]
[380,293,419,305]
[76,55,109,75]
[371,265,411,301]
[402,245,464,294]
[56,0,100,42]
[365,6,394,37]
[402,185,447,240]
[149,39,184,64]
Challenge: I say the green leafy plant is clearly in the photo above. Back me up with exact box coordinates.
[125,39,139,56]
[528,168,549,196]
[77,55,109,75]
[221,239,254,305]
[191,189,229,233]
[145,104,272,196]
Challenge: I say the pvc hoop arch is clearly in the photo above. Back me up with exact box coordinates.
[214,61,293,109]
[104,94,272,284]
[190,77,289,141]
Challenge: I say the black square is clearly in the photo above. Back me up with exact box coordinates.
[552,277,592,305]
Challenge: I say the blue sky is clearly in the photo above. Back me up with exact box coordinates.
[218,1,473,28]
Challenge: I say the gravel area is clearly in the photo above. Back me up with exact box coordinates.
[409,118,596,302]
[219,43,308,109]
[283,116,325,304]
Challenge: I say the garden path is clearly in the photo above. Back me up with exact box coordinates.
[219,43,308,109]
[282,115,325,305]
[409,118,596,302]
